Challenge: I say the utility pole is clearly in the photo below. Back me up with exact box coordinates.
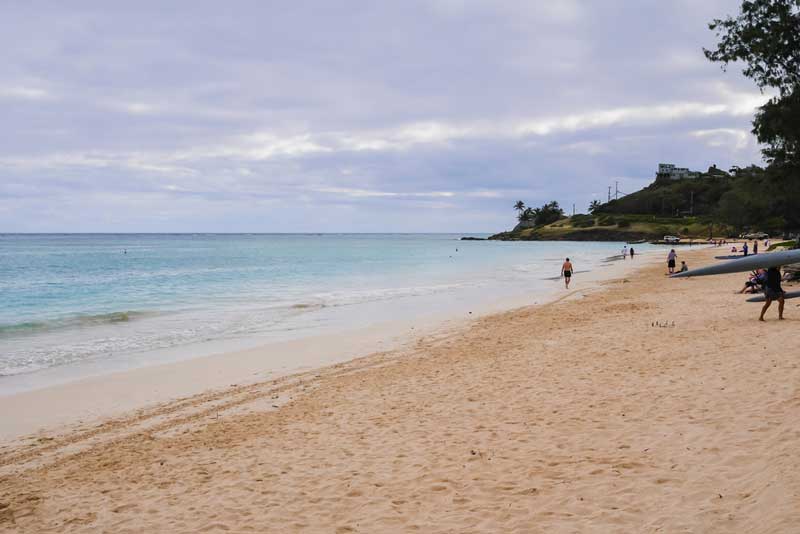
[608,186,612,203]
[572,203,575,216]
[615,181,619,200]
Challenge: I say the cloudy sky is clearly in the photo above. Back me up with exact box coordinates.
[1,0,768,232]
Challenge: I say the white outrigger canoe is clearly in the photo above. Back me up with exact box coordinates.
[670,249,800,278]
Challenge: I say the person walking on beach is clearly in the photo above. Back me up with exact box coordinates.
[759,266,785,321]
[742,242,749,256]
[667,249,677,274]
[629,247,635,259]
[561,257,573,289]
[753,241,758,254]
[621,245,628,259]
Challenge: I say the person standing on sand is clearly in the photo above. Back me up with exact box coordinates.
[667,249,677,274]
[621,245,628,259]
[753,241,758,254]
[759,266,785,321]
[630,247,635,259]
[743,242,749,256]
[561,257,573,289]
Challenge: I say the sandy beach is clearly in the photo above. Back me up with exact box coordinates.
[2,246,799,533]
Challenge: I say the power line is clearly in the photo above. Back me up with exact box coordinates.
[605,183,628,201]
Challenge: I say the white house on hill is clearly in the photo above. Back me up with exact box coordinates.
[656,163,701,180]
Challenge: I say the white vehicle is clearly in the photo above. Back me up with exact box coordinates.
[663,235,681,244]
[742,232,769,240]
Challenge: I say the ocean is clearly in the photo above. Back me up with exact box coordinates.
[0,234,663,391]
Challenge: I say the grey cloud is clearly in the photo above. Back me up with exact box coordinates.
[0,0,764,232]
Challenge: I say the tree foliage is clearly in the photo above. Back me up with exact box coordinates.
[530,201,564,226]
[704,0,800,95]
[753,89,800,164]
[513,201,564,226]
[593,164,800,234]
[597,174,733,217]
[704,0,800,166]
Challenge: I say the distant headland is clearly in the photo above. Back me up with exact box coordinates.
[488,162,795,242]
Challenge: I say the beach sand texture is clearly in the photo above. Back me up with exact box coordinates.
[1,247,799,533]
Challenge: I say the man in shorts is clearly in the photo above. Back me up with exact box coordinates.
[759,266,785,321]
[561,257,573,289]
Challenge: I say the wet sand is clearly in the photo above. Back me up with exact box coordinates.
[1,246,798,533]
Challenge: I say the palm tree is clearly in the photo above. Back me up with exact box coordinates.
[514,200,526,215]
[519,207,534,222]
[589,200,602,213]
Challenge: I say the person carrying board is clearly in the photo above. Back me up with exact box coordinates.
[759,267,785,321]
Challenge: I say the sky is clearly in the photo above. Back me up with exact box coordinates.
[0,0,769,233]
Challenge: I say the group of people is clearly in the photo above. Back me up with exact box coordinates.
[731,239,770,256]
[621,245,635,259]
[739,269,767,294]
[559,244,790,322]
[666,249,688,274]
[558,245,636,289]
[668,244,789,321]
[738,266,790,320]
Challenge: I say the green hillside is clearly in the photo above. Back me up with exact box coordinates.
[597,165,797,235]
[597,167,733,218]
[492,161,798,242]
[489,213,730,242]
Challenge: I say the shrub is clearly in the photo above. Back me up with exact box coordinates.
[571,214,595,228]
[688,223,710,236]
[762,216,786,234]
[654,225,672,236]
[617,219,631,228]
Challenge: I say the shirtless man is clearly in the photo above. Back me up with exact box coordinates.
[561,257,573,289]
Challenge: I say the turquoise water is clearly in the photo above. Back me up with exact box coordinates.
[0,234,659,383]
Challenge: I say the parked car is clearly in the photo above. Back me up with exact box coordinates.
[663,235,681,243]
[741,232,769,240]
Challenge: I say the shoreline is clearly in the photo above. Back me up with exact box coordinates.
[0,247,666,442]
[3,246,799,531]
[0,236,666,392]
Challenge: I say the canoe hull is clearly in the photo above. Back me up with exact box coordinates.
[746,290,800,303]
[670,250,800,278]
